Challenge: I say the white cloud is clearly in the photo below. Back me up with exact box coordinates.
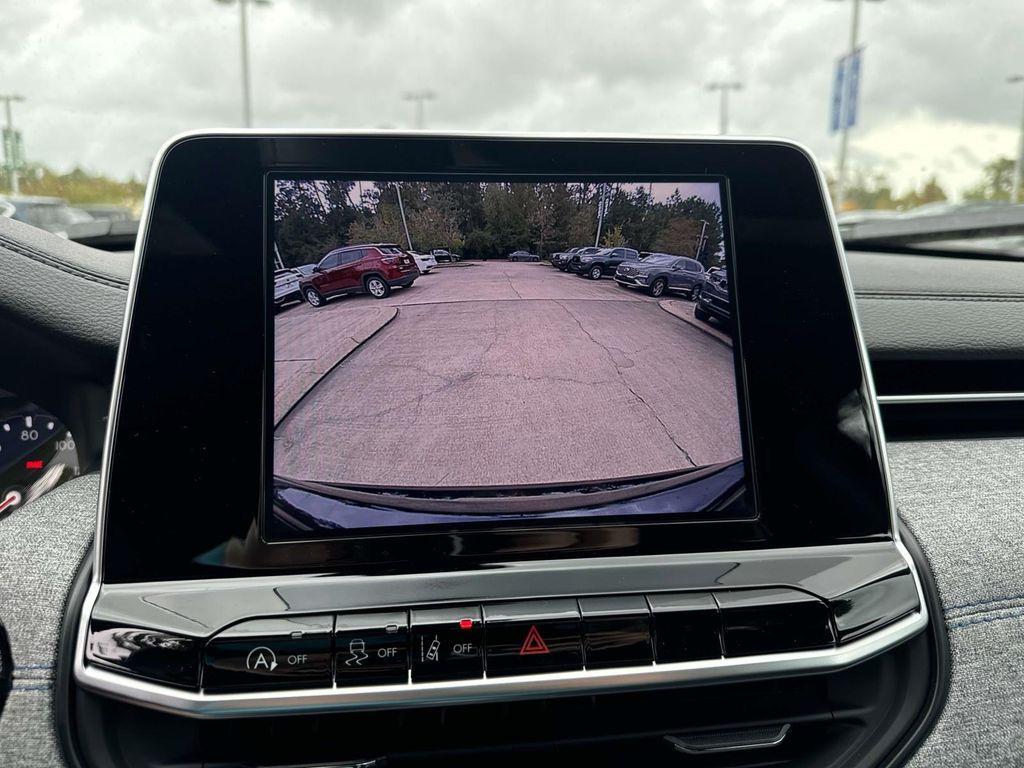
[0,0,1021,199]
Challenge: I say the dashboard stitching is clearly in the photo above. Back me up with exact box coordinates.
[0,233,130,291]
[946,606,1024,631]
[945,594,1024,613]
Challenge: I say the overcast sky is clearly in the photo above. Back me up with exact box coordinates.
[3,0,1022,198]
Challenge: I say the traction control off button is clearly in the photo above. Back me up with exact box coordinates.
[335,611,409,686]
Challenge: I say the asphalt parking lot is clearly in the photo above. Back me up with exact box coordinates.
[274,261,740,487]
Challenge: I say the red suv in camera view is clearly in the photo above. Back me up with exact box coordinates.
[300,244,418,306]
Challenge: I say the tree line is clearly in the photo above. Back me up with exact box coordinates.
[273,180,726,268]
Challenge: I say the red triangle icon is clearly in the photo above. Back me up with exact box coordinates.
[519,625,550,656]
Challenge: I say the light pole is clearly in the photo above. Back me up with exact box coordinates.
[831,0,882,209]
[1009,74,1024,204]
[705,82,742,135]
[394,183,413,251]
[0,94,25,194]
[403,91,437,129]
[216,0,270,128]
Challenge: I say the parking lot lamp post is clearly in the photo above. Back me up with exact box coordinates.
[830,0,882,209]
[216,0,270,128]
[695,219,709,262]
[594,183,610,246]
[705,82,742,135]
[395,183,414,251]
[0,94,25,194]
[1010,75,1024,204]
[403,91,437,129]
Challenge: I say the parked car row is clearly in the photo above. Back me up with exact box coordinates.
[546,243,730,326]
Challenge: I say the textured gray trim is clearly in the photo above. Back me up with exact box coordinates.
[0,475,97,768]
[891,439,1024,766]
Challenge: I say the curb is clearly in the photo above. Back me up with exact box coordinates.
[274,305,398,425]
[658,299,732,347]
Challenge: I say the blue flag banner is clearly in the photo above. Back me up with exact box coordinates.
[844,47,862,129]
[830,55,846,133]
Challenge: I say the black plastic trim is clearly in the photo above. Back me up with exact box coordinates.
[55,547,92,768]
[879,519,952,767]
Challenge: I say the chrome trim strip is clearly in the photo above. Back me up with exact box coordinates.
[75,602,926,719]
[877,391,1024,405]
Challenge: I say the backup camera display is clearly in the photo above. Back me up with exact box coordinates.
[269,178,745,538]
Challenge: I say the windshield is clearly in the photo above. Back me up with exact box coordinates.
[2,1,1021,250]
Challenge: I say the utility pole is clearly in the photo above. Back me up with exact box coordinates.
[834,0,861,208]
[395,183,413,251]
[403,91,437,129]
[595,184,611,246]
[0,94,25,194]
[831,0,881,208]
[1009,74,1024,204]
[705,82,742,135]
[695,219,709,263]
[216,0,270,127]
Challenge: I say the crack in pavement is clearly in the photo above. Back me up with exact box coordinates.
[504,274,524,299]
[553,299,697,467]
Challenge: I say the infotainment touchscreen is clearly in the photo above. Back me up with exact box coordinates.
[268,178,748,539]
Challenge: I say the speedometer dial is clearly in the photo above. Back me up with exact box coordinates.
[0,395,81,519]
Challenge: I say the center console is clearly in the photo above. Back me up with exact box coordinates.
[64,134,942,766]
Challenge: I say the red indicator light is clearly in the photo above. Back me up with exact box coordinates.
[25,460,44,470]
[458,618,474,630]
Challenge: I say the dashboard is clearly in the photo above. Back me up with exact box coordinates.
[12,132,1024,767]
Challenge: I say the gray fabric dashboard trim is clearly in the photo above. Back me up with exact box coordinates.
[0,474,97,767]
[889,438,1024,766]
[1,440,1022,765]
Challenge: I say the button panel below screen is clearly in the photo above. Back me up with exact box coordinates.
[193,589,849,693]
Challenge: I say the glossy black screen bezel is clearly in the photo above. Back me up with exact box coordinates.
[100,134,892,584]
[265,171,752,542]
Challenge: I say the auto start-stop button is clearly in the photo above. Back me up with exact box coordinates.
[203,615,334,692]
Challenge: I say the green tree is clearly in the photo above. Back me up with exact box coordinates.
[15,164,145,209]
[963,157,1015,201]
[483,182,532,256]
[566,204,598,247]
[652,217,703,258]
[899,176,947,208]
[600,224,628,247]
[273,179,363,267]
[463,229,497,259]
[531,183,574,256]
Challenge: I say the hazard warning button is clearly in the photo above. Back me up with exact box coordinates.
[483,600,582,677]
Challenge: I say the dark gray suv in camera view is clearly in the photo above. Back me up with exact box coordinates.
[615,253,706,298]
[569,246,640,279]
